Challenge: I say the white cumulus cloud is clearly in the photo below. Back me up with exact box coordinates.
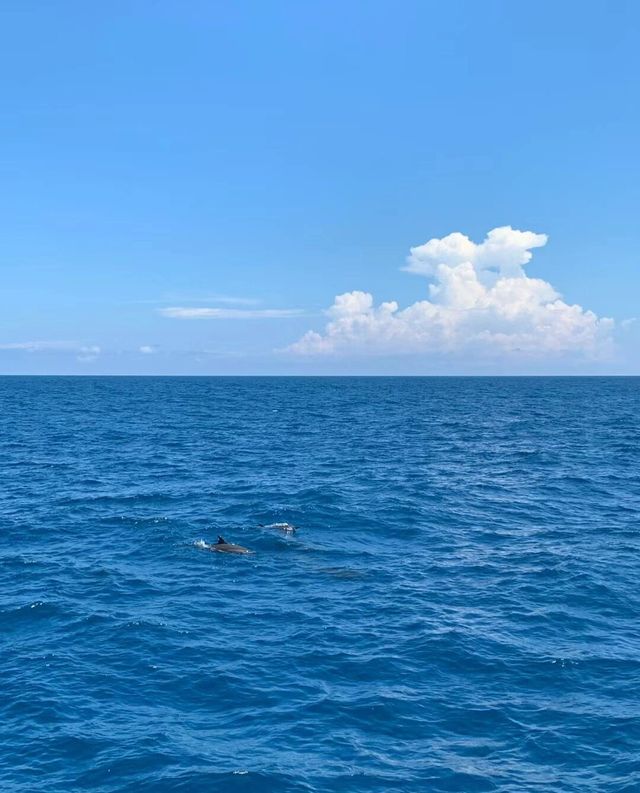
[289,226,613,359]
[405,226,548,280]
[139,345,157,354]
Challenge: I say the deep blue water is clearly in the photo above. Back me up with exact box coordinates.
[1,376,639,792]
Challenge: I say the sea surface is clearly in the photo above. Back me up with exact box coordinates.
[1,376,639,792]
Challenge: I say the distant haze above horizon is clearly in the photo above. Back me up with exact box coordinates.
[2,2,639,375]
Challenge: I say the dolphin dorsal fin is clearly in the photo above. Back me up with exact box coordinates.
[217,536,226,545]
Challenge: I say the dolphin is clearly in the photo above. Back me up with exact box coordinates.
[211,535,254,554]
[259,522,297,533]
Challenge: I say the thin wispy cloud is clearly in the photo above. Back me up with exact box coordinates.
[0,340,104,362]
[204,296,262,306]
[0,341,80,352]
[160,307,304,320]
[77,345,101,362]
[289,226,614,360]
[137,294,262,306]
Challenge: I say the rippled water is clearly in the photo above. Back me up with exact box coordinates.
[1,376,639,792]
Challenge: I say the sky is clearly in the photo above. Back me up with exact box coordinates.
[1,0,639,375]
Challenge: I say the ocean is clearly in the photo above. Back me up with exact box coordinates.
[1,376,639,792]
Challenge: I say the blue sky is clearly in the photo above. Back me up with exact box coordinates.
[1,0,639,374]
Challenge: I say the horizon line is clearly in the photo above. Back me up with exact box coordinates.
[0,373,638,379]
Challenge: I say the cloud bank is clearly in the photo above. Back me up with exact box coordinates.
[289,226,613,359]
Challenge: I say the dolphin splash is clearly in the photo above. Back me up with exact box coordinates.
[259,522,297,533]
